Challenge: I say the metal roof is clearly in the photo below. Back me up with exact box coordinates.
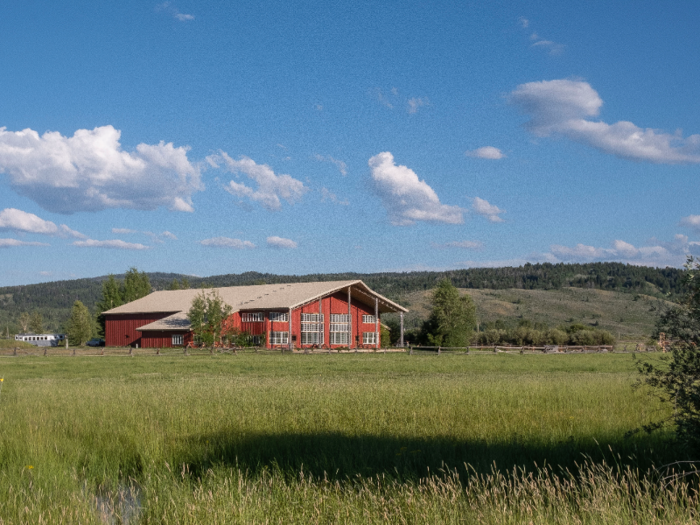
[105,280,408,325]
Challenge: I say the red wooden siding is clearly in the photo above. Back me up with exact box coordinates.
[105,313,178,347]
[140,331,191,348]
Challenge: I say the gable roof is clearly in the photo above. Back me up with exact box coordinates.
[104,280,408,320]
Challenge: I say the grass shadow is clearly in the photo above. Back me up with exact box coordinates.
[172,429,676,482]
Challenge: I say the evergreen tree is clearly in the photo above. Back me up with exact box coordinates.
[29,310,43,334]
[95,275,124,337]
[169,279,181,290]
[67,301,93,346]
[122,267,151,302]
[421,279,476,347]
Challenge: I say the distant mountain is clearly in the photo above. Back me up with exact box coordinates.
[0,262,683,334]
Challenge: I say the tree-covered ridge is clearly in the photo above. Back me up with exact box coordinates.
[0,262,685,334]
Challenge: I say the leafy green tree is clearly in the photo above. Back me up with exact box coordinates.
[640,257,700,454]
[169,279,181,290]
[122,267,151,302]
[420,279,477,347]
[187,290,232,346]
[18,312,30,333]
[29,310,43,334]
[95,275,124,337]
[67,301,93,346]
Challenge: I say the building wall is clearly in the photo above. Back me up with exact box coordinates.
[140,330,191,348]
[105,313,177,347]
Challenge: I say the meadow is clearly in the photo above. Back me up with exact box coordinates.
[0,352,696,524]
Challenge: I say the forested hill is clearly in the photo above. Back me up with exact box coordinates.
[0,262,684,316]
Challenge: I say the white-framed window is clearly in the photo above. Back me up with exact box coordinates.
[301,332,323,345]
[301,313,324,323]
[242,312,264,322]
[363,332,377,345]
[329,314,349,345]
[269,312,289,322]
[362,315,376,324]
[269,331,289,345]
[172,334,183,346]
[330,332,349,345]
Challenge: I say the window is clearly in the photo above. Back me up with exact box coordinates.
[269,312,289,322]
[242,312,264,322]
[330,314,349,345]
[301,314,324,344]
[172,334,183,346]
[362,315,376,324]
[301,313,323,323]
[270,331,289,345]
[363,332,377,345]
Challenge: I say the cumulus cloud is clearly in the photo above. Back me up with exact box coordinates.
[72,239,149,250]
[320,187,349,206]
[680,215,700,232]
[369,152,463,226]
[465,146,505,160]
[472,197,505,223]
[267,236,298,249]
[111,228,176,243]
[207,152,307,211]
[547,236,699,267]
[407,97,430,114]
[510,79,700,164]
[313,154,348,176]
[156,2,194,21]
[0,238,49,248]
[0,125,202,214]
[0,208,85,238]
[200,237,256,249]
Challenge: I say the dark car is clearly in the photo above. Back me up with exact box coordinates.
[86,338,105,347]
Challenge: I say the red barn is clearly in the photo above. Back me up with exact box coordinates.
[103,280,407,350]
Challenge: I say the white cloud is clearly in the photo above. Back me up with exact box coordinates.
[314,103,323,111]
[200,237,256,249]
[320,187,349,206]
[407,97,429,114]
[72,239,149,250]
[0,208,85,238]
[369,152,463,226]
[472,197,505,223]
[267,236,298,249]
[161,231,177,240]
[510,79,700,164]
[0,238,49,248]
[373,88,395,109]
[0,125,202,214]
[680,215,700,232]
[207,152,307,211]
[156,2,194,21]
[313,154,348,176]
[547,237,699,267]
[530,36,564,55]
[112,228,137,235]
[436,240,484,249]
[518,17,529,28]
[465,146,505,160]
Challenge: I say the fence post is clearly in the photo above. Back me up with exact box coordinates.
[437,346,441,355]
[409,346,413,355]
[156,347,160,355]
[129,346,133,357]
[72,346,76,357]
[13,347,17,356]
[44,346,47,357]
[184,346,188,356]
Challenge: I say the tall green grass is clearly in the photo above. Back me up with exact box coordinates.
[0,353,695,523]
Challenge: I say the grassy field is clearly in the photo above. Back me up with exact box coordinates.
[390,286,671,339]
[0,352,696,523]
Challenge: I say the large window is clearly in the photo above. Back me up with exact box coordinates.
[269,312,289,322]
[269,331,289,345]
[363,332,377,345]
[362,315,376,324]
[172,334,183,346]
[301,314,324,344]
[242,312,264,322]
[330,314,349,345]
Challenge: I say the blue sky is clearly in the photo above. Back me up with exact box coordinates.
[1,1,700,286]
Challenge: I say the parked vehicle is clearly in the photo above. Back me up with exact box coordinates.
[15,334,65,347]
[86,338,105,347]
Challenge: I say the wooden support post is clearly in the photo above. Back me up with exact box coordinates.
[184,345,188,356]
[129,346,133,357]
[288,307,293,352]
[156,347,160,355]
[437,346,441,355]
[318,297,323,349]
[347,287,352,349]
[43,347,47,357]
[399,312,404,347]
[375,297,379,350]
[13,347,17,356]
[72,346,76,356]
